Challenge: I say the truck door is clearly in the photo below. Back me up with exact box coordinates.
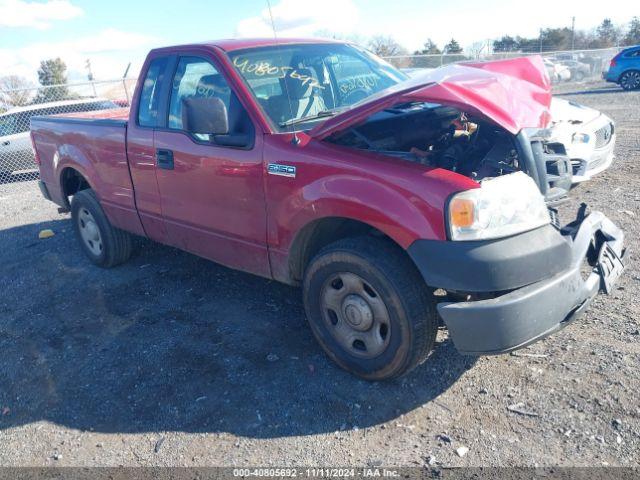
[127,54,174,243]
[153,55,270,278]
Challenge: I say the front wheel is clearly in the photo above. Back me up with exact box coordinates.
[71,189,132,267]
[303,237,438,380]
[620,70,640,91]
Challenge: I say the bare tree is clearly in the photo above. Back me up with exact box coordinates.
[0,75,34,108]
[368,35,408,58]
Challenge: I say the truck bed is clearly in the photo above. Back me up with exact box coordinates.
[35,106,130,125]
[30,107,145,236]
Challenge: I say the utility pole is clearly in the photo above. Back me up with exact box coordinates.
[539,28,543,53]
[85,59,96,97]
[85,59,94,81]
[122,62,132,106]
[571,16,576,50]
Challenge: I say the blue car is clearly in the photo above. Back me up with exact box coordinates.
[604,45,640,90]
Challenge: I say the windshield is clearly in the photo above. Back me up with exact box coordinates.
[228,43,407,131]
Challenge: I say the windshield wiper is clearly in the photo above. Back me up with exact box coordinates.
[279,108,346,128]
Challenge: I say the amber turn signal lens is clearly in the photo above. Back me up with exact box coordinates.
[450,198,475,228]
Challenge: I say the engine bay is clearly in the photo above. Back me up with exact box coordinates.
[326,102,523,181]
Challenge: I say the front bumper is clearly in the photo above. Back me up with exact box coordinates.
[567,118,616,183]
[572,148,614,183]
[411,212,625,355]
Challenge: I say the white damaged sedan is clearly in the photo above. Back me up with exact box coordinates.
[549,98,615,184]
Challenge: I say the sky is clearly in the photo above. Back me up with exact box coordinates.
[0,0,634,83]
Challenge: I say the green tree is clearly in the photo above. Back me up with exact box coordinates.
[35,58,69,103]
[444,38,463,54]
[414,39,441,55]
[540,27,573,51]
[517,36,540,52]
[410,39,442,67]
[625,16,640,45]
[493,35,520,52]
[596,18,620,47]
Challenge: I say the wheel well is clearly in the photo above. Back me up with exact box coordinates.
[288,217,399,284]
[60,167,90,206]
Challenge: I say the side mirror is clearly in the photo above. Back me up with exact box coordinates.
[181,96,229,135]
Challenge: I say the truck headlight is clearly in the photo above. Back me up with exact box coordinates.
[572,132,590,144]
[448,172,550,241]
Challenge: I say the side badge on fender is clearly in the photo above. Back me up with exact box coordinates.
[268,163,296,178]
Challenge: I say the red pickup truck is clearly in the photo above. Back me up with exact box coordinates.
[31,39,625,380]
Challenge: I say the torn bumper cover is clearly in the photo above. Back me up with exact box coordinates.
[414,212,625,355]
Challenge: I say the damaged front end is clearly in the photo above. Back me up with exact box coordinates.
[324,102,573,204]
[312,57,625,355]
[432,208,625,355]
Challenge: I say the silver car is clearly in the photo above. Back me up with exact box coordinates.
[0,98,120,179]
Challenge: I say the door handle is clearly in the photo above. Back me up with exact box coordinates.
[156,148,174,170]
[1,141,9,146]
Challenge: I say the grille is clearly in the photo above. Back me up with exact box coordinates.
[594,122,614,149]
[548,208,561,229]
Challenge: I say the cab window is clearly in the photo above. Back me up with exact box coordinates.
[138,57,169,127]
[167,56,254,147]
[168,57,230,130]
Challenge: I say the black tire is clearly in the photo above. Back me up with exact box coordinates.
[71,189,132,268]
[303,236,438,380]
[574,71,585,82]
[619,70,640,91]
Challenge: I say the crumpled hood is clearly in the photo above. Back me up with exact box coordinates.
[310,56,552,139]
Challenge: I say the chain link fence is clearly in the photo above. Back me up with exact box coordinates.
[0,78,137,184]
[383,46,623,84]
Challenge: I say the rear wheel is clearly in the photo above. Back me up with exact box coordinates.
[71,189,132,267]
[303,237,438,380]
[620,70,640,91]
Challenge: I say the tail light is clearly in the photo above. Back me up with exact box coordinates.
[29,132,40,165]
[610,52,621,68]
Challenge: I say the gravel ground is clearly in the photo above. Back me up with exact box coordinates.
[0,81,638,468]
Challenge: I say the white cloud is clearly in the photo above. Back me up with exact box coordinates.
[0,29,156,82]
[235,0,359,38]
[0,0,83,29]
[235,0,635,56]
[340,0,635,53]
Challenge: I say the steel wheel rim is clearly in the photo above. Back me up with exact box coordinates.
[78,208,103,256]
[622,72,640,89]
[320,272,391,359]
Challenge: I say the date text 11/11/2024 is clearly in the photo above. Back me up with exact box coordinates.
[232,468,401,477]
